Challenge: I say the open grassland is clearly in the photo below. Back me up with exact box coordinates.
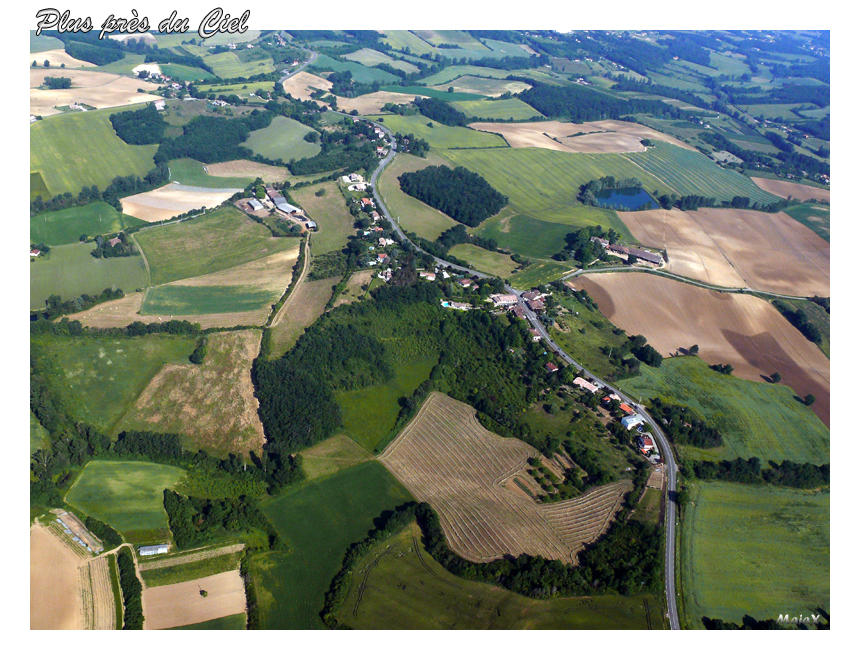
[784,203,830,242]
[333,270,375,308]
[751,177,830,204]
[292,183,356,255]
[335,358,438,452]
[448,244,520,279]
[30,105,158,198]
[143,570,247,630]
[140,549,243,588]
[31,31,64,51]
[168,613,247,630]
[509,261,576,289]
[419,65,513,86]
[376,152,458,240]
[412,30,488,49]
[31,171,50,201]
[167,158,254,189]
[253,462,413,629]
[120,184,242,223]
[34,334,196,432]
[625,142,782,204]
[434,76,531,97]
[620,207,829,297]
[344,48,419,74]
[205,159,291,183]
[772,298,830,357]
[620,357,828,465]
[30,523,85,630]
[452,98,543,121]
[241,116,321,161]
[29,69,160,117]
[312,54,401,85]
[380,30,438,56]
[579,272,830,427]
[268,275,341,358]
[120,330,267,458]
[197,80,276,96]
[204,51,275,78]
[30,202,145,246]
[78,555,119,630]
[680,482,829,629]
[369,114,507,150]
[134,206,299,285]
[29,242,150,310]
[380,394,632,564]
[337,523,660,629]
[65,460,185,542]
[299,435,372,481]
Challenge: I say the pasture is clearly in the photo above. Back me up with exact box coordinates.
[65,460,186,543]
[332,270,375,307]
[619,357,829,465]
[169,614,247,630]
[369,114,507,150]
[141,285,275,316]
[34,333,196,433]
[30,105,158,198]
[120,183,242,223]
[337,523,660,629]
[30,202,145,246]
[376,153,458,240]
[452,98,544,121]
[140,549,243,588]
[299,435,372,481]
[205,159,291,183]
[30,412,51,455]
[578,272,831,427]
[508,261,575,289]
[30,31,64,51]
[751,177,830,204]
[419,65,513,86]
[344,48,419,74]
[240,116,321,161]
[473,212,584,260]
[204,51,275,78]
[134,206,299,285]
[432,75,531,97]
[378,85,484,102]
[292,182,356,255]
[379,393,631,564]
[29,69,160,117]
[619,207,830,297]
[30,242,149,311]
[252,461,413,629]
[31,171,50,201]
[784,203,830,242]
[312,54,401,85]
[448,244,520,279]
[268,275,341,358]
[411,30,488,50]
[167,158,255,189]
[30,524,85,630]
[120,330,267,458]
[160,63,216,81]
[679,482,829,629]
[380,30,438,56]
[142,570,247,630]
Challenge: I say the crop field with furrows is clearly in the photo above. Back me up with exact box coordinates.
[29,69,161,117]
[142,570,247,630]
[78,556,118,630]
[624,142,782,204]
[750,177,830,204]
[379,393,632,564]
[30,523,86,630]
[367,114,508,150]
[452,98,544,121]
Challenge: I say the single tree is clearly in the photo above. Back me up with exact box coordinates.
[32,60,37,67]
[804,393,816,406]
[770,372,781,383]
[43,59,50,67]
[689,344,699,355]
[79,234,88,243]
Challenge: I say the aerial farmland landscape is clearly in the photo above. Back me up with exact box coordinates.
[29,24,830,635]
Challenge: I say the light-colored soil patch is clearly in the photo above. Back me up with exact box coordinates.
[30,523,85,630]
[333,270,374,307]
[751,177,830,203]
[30,49,95,69]
[577,272,830,426]
[431,75,531,97]
[300,434,372,481]
[337,90,428,115]
[620,207,829,297]
[142,569,246,630]
[206,159,291,182]
[379,393,632,564]
[132,63,162,76]
[139,544,245,571]
[171,246,299,290]
[121,184,242,223]
[269,275,340,357]
[282,71,333,100]
[121,330,267,456]
[518,44,540,56]
[470,119,695,153]
[78,555,117,630]
[30,69,160,116]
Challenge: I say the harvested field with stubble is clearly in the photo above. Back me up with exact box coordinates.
[337,91,428,115]
[30,523,85,630]
[142,570,246,630]
[469,119,694,153]
[29,69,160,116]
[30,48,95,68]
[578,273,830,426]
[379,393,632,564]
[432,75,531,97]
[78,555,118,630]
[268,275,341,358]
[281,71,333,100]
[751,177,830,203]
[619,207,829,296]
[206,159,291,182]
[121,184,242,223]
[121,330,267,457]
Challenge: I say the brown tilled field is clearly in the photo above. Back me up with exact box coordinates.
[30,524,85,630]
[751,177,830,204]
[469,119,694,153]
[120,330,267,456]
[379,393,632,564]
[29,69,160,116]
[78,556,117,630]
[121,184,242,223]
[206,159,291,182]
[142,570,246,630]
[619,207,830,297]
[577,272,830,426]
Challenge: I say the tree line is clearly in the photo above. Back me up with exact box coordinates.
[684,456,829,489]
[772,300,823,345]
[647,398,723,448]
[117,547,143,629]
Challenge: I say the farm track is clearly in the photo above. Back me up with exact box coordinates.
[79,556,117,630]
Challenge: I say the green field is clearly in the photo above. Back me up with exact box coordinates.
[679,481,829,629]
[378,85,485,102]
[30,106,158,197]
[508,261,576,289]
[30,31,63,52]
[252,462,413,629]
[167,158,255,189]
[299,435,372,482]
[203,51,275,78]
[380,30,438,57]
[449,244,520,279]
[34,334,196,433]
[31,171,50,202]
[30,412,51,455]
[197,81,276,96]
[92,53,147,75]
[784,202,830,242]
[240,116,321,161]
[452,98,543,120]
[30,202,146,246]
[311,54,400,85]
[618,357,829,464]
[440,75,529,97]
[771,298,830,357]
[343,48,419,74]
[292,183,355,255]
[740,103,811,120]
[337,522,661,629]
[370,114,506,150]
[30,242,149,310]
[412,30,488,50]
[625,141,782,204]
[65,460,186,543]
[160,63,217,82]
[134,206,300,285]
[168,614,247,630]
[141,285,276,316]
[335,358,437,452]
[141,551,243,587]
[419,65,512,86]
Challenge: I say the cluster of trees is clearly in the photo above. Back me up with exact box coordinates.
[628,334,662,368]
[37,288,124,320]
[647,398,723,448]
[578,176,645,205]
[553,225,620,263]
[413,97,468,126]
[117,548,143,629]
[710,363,734,375]
[435,224,498,254]
[31,185,100,215]
[720,83,828,109]
[91,233,136,259]
[189,336,208,364]
[772,300,823,345]
[31,316,199,338]
[687,456,829,489]
[83,516,123,549]
[43,76,72,89]
[398,165,508,227]
[110,105,167,145]
[155,112,273,164]
[394,132,429,157]
[144,49,213,73]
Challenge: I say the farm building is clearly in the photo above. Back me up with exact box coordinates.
[627,247,664,266]
[490,294,518,307]
[138,544,169,557]
[247,198,263,211]
[545,362,559,373]
[276,201,303,215]
[30,249,41,257]
[621,413,645,430]
[606,244,630,259]
[107,237,122,248]
[529,328,542,342]
[590,236,609,248]
[510,304,527,319]
[573,377,599,393]
[306,220,318,231]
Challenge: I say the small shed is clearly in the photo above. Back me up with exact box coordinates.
[138,544,169,557]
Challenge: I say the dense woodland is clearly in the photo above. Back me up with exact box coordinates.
[685,456,829,488]
[117,547,143,629]
[398,166,508,227]
[110,105,167,145]
[648,398,723,448]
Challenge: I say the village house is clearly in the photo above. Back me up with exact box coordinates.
[529,328,542,342]
[419,271,436,281]
[573,377,599,394]
[545,362,559,374]
[378,268,392,281]
[590,236,609,248]
[490,294,518,307]
[563,280,577,292]
[360,197,375,208]
[154,99,165,111]
[29,249,41,257]
[370,211,381,222]
[526,298,545,312]
[377,252,388,262]
[348,183,368,192]
[621,413,646,430]
[637,435,655,454]
[458,278,472,287]
[510,305,527,319]
[107,237,122,248]
[601,393,621,405]
[378,237,394,247]
[619,402,635,416]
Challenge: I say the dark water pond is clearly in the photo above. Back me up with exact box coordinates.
[594,187,658,211]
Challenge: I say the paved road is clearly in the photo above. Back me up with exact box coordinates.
[329,112,682,629]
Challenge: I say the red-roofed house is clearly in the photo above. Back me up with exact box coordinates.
[619,402,634,416]
[545,362,559,373]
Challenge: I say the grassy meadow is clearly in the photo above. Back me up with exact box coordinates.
[311,54,401,85]
[452,98,543,120]
[168,158,255,189]
[140,551,243,588]
[299,435,372,482]
[508,261,574,289]
[292,182,356,255]
[30,202,146,246]
[204,51,275,78]
[448,244,520,279]
[370,114,507,150]
[241,116,321,161]
[168,614,247,630]
[30,412,51,455]
[419,65,513,86]
[679,482,829,629]
[141,285,276,316]
[784,202,830,242]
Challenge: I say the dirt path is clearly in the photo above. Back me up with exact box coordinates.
[270,235,311,328]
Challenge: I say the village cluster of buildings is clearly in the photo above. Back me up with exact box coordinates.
[590,236,664,266]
